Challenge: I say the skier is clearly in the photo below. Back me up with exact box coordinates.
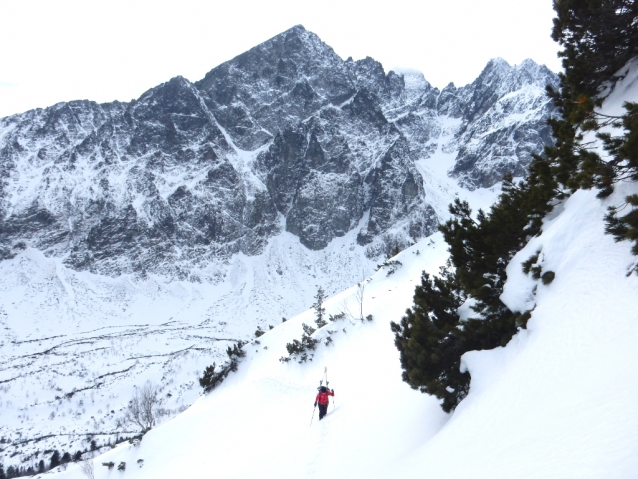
[314,385,334,420]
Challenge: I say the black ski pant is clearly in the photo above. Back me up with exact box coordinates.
[318,403,328,420]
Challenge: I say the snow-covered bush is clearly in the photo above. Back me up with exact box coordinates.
[312,287,327,328]
[199,342,246,393]
[280,324,320,363]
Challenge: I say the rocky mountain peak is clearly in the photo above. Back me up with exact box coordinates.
[196,23,350,105]
[392,68,431,93]
[0,27,559,276]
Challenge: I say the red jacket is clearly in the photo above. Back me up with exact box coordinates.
[315,389,334,405]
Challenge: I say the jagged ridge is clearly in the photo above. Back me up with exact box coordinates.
[0,25,558,276]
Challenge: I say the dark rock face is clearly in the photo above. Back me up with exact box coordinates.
[0,25,558,275]
[443,59,559,188]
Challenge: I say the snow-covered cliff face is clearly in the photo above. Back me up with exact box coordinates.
[0,25,558,277]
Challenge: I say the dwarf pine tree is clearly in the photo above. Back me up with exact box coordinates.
[199,341,246,392]
[50,451,61,469]
[547,0,638,237]
[312,287,327,328]
[393,0,638,412]
[601,101,638,259]
[392,168,555,411]
[199,364,221,392]
[391,263,468,412]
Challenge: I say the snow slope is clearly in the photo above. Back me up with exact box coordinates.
[398,185,638,478]
[44,180,638,479]
[0,27,555,462]
[40,232,453,479]
[0,224,381,459]
[37,60,638,478]
[0,130,504,466]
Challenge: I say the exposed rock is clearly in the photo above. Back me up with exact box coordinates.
[0,26,559,275]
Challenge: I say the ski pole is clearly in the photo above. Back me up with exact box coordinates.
[310,404,316,426]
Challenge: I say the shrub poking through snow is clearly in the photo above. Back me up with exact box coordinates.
[199,364,221,392]
[102,462,115,470]
[80,458,94,479]
[280,324,320,363]
[199,342,246,393]
[353,277,370,321]
[312,287,327,328]
[530,265,543,280]
[541,271,556,284]
[514,310,532,329]
[522,250,541,274]
[376,245,404,275]
[377,259,403,276]
[522,250,554,284]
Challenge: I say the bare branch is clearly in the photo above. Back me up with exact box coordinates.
[124,381,160,433]
[80,458,94,479]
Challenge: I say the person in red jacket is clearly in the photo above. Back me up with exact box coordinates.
[314,385,334,420]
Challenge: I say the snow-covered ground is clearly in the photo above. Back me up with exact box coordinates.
[41,180,638,479]
[24,59,638,478]
[0,224,381,460]
[37,231,453,479]
[0,111,506,467]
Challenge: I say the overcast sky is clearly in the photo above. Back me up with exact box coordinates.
[0,0,561,118]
